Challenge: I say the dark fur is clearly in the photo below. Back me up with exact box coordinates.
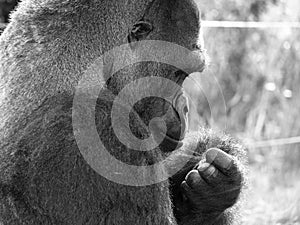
[0,0,247,224]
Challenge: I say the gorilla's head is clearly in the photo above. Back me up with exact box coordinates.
[106,0,205,152]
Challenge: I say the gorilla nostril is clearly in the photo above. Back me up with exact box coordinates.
[192,43,201,51]
[183,105,189,115]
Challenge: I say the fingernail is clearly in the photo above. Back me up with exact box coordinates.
[206,148,233,170]
[203,165,217,178]
[197,162,210,172]
[206,148,218,163]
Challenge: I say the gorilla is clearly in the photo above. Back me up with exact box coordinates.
[0,0,247,224]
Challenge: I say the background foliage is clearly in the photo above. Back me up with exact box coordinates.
[187,0,300,223]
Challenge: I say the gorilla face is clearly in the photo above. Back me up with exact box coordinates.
[104,0,205,153]
[119,64,194,153]
[124,0,205,152]
[133,85,190,152]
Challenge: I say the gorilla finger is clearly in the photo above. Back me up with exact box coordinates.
[180,180,208,203]
[181,181,193,200]
[205,148,235,175]
[197,163,226,184]
[184,169,207,190]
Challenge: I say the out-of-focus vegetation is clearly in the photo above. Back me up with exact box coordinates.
[1,0,299,224]
[185,0,300,224]
[190,0,300,164]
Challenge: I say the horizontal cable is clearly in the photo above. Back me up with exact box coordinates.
[202,20,300,28]
[2,21,300,29]
[245,136,300,148]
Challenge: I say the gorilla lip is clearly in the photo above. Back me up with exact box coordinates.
[155,90,188,152]
[175,70,189,87]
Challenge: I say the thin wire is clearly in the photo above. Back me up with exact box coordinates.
[202,20,300,28]
[245,136,300,148]
[2,21,300,29]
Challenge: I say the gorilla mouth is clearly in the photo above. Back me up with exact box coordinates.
[157,89,189,152]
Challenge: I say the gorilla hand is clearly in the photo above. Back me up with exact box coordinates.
[182,148,243,215]
[169,133,247,225]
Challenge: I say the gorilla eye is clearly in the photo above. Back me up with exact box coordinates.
[128,21,153,44]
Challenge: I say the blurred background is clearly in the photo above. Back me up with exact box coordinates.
[188,0,300,224]
[1,0,299,224]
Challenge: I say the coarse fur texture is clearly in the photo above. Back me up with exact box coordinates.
[0,0,247,224]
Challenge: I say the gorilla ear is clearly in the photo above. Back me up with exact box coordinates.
[128,20,153,48]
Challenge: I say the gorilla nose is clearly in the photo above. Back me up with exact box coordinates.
[184,50,206,74]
